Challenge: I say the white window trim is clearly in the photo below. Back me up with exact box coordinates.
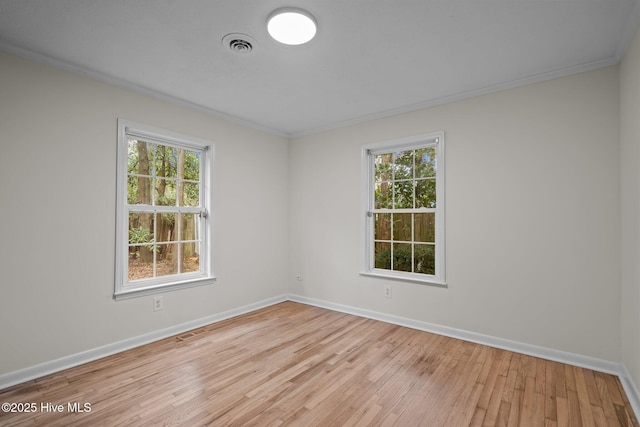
[360,132,446,286]
[114,119,216,300]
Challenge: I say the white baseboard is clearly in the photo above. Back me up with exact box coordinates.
[287,294,620,373]
[620,364,640,421]
[287,293,640,419]
[1,292,639,421]
[0,295,288,391]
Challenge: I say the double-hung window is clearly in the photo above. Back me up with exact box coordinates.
[362,132,446,285]
[115,120,215,299]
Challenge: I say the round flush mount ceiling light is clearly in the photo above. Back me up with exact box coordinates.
[267,8,317,45]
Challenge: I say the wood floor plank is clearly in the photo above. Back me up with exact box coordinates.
[574,366,597,426]
[496,400,512,427]
[545,359,559,423]
[483,374,507,426]
[503,352,521,405]
[437,346,486,425]
[0,302,637,427]
[556,396,570,427]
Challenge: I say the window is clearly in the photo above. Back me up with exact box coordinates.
[115,120,215,300]
[362,133,445,285]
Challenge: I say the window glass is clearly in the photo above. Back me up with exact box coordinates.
[116,120,214,299]
[364,133,445,285]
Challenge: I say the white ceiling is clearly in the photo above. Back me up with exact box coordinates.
[1,0,639,137]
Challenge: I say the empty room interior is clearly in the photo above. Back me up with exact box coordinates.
[1,1,640,425]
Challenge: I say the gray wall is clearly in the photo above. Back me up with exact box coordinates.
[0,37,637,398]
[0,52,290,374]
[289,66,621,362]
[620,25,640,394]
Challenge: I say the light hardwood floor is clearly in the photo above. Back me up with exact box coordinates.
[0,301,637,426]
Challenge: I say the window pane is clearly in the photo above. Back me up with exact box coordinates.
[181,243,200,273]
[179,213,200,275]
[414,244,435,275]
[181,182,200,207]
[156,213,178,244]
[128,140,154,205]
[156,243,179,277]
[375,153,393,182]
[128,212,155,282]
[393,150,413,180]
[416,179,436,208]
[393,213,412,242]
[153,145,178,178]
[180,214,199,241]
[128,175,152,205]
[127,139,156,174]
[414,213,435,243]
[393,181,414,209]
[374,213,391,240]
[129,139,155,178]
[155,178,177,206]
[415,147,436,178]
[129,213,154,246]
[183,150,201,181]
[127,139,139,174]
[374,242,391,270]
[393,243,412,272]
[128,245,155,281]
[375,182,392,209]
[127,175,149,205]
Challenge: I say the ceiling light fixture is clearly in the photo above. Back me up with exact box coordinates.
[267,8,317,45]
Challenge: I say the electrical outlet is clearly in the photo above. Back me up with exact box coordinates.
[153,296,164,312]
[383,285,392,298]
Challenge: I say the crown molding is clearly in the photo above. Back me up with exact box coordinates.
[616,0,640,61]
[290,56,618,139]
[0,41,288,138]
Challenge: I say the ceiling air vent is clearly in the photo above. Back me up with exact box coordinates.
[222,33,257,54]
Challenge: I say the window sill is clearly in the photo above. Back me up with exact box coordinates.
[360,270,447,287]
[114,277,216,301]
